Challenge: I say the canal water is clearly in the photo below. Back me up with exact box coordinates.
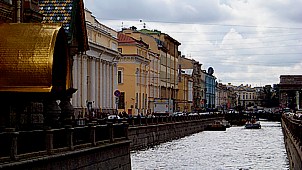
[131,120,289,170]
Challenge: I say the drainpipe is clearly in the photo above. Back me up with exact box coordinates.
[16,0,21,23]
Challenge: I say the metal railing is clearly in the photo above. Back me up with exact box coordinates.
[282,114,302,146]
[0,122,129,163]
[0,113,223,163]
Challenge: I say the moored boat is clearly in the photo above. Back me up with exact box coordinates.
[245,120,261,129]
[221,119,231,128]
[206,121,227,131]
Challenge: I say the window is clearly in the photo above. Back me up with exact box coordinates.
[112,42,117,51]
[136,68,140,84]
[135,93,138,109]
[118,70,123,84]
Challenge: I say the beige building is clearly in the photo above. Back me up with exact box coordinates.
[179,56,204,111]
[140,29,181,111]
[177,69,193,112]
[233,84,258,109]
[119,28,160,114]
[215,83,228,111]
[72,9,119,116]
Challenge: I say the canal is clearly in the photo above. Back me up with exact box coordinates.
[131,120,289,169]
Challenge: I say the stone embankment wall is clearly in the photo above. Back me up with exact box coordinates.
[281,115,302,170]
[1,141,131,170]
[0,124,131,170]
[129,117,221,150]
[0,116,223,170]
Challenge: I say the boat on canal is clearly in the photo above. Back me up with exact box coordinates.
[205,121,227,131]
[245,119,261,129]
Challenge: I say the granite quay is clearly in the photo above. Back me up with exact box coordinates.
[282,114,302,170]
[0,114,222,169]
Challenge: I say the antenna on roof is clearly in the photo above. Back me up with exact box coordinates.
[139,19,146,29]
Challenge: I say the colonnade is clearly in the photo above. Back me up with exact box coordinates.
[72,53,117,115]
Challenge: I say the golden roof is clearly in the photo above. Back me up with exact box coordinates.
[0,23,63,92]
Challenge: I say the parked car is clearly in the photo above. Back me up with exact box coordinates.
[107,115,121,119]
[172,112,185,116]
[188,112,199,116]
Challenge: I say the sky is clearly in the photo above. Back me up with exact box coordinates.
[84,0,302,87]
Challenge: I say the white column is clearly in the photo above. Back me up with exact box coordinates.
[109,63,113,109]
[113,63,117,94]
[95,59,99,109]
[99,60,103,109]
[106,62,110,109]
[90,58,96,108]
[103,61,107,109]
[72,55,78,108]
[77,54,82,108]
[83,55,88,109]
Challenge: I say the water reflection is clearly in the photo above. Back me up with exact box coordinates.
[131,121,289,170]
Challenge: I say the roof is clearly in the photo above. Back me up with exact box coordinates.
[39,0,89,52]
[118,33,149,48]
[0,23,68,92]
[118,33,136,44]
[39,1,73,36]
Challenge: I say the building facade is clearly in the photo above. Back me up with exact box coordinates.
[215,83,228,112]
[177,69,193,112]
[140,29,181,112]
[233,84,258,109]
[205,67,216,109]
[71,9,119,117]
[117,32,150,116]
[179,56,204,112]
[119,28,160,115]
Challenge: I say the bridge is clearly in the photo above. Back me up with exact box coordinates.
[225,112,282,125]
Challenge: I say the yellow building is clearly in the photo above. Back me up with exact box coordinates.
[120,27,160,114]
[117,32,150,116]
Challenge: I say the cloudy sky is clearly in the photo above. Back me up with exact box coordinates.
[84,0,302,87]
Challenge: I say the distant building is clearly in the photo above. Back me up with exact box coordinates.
[279,75,302,110]
[215,83,228,111]
[233,84,258,109]
[179,56,204,112]
[177,69,193,112]
[205,67,216,109]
